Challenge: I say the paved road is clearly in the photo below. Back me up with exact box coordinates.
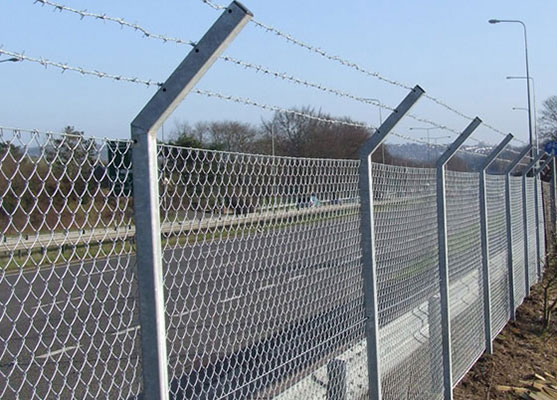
[0,214,366,399]
[0,200,519,400]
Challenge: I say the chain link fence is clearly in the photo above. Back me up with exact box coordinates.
[445,171,485,385]
[0,128,141,399]
[486,175,510,339]
[537,180,546,270]
[0,128,551,399]
[372,164,442,400]
[525,179,538,286]
[156,145,367,399]
[510,175,527,308]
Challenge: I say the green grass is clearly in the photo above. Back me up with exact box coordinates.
[1,203,485,275]
[1,207,357,271]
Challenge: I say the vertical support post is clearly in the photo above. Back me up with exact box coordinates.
[436,117,482,400]
[534,155,553,275]
[534,163,541,281]
[504,145,531,320]
[550,157,557,236]
[478,134,513,353]
[358,85,424,400]
[521,153,544,296]
[130,4,252,400]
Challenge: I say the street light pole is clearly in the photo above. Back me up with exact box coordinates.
[409,127,441,163]
[489,19,534,161]
[271,123,276,209]
[507,76,538,154]
[366,98,384,163]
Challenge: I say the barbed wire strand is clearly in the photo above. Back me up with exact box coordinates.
[32,0,532,159]
[220,56,473,140]
[0,125,133,143]
[218,56,532,158]
[193,88,497,153]
[3,45,533,161]
[0,47,379,134]
[32,0,536,158]
[0,48,161,87]
[0,47,388,135]
[199,0,528,146]
[33,0,197,47]
[32,0,469,138]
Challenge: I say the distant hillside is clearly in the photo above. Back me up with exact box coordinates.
[386,143,522,173]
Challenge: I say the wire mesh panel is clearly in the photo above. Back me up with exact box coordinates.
[510,176,526,308]
[525,178,537,285]
[157,145,368,399]
[0,128,141,399]
[372,164,443,400]
[485,174,509,339]
[445,170,485,385]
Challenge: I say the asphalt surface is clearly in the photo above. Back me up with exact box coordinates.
[0,215,366,400]
[0,200,525,400]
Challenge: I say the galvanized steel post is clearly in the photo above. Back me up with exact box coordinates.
[504,145,531,320]
[358,85,424,400]
[478,134,513,353]
[552,158,557,235]
[130,3,252,399]
[534,155,553,275]
[435,117,482,400]
[521,153,544,296]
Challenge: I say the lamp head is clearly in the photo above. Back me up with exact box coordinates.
[488,19,500,24]
[0,57,20,63]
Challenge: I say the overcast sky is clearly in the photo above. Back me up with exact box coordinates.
[1,0,556,149]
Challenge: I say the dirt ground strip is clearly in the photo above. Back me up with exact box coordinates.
[454,277,557,400]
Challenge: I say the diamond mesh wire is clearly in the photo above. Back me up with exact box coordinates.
[2,128,549,399]
[525,178,537,285]
[510,176,526,307]
[0,128,141,399]
[485,175,509,339]
[372,164,443,400]
[445,170,485,385]
[157,145,368,399]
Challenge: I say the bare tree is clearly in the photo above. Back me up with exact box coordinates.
[262,108,376,159]
[540,95,557,140]
[262,107,320,157]
[171,121,210,147]
[206,121,258,153]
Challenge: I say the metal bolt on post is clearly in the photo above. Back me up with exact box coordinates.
[504,145,531,320]
[478,134,513,353]
[358,85,424,400]
[131,3,252,399]
[435,117,482,400]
